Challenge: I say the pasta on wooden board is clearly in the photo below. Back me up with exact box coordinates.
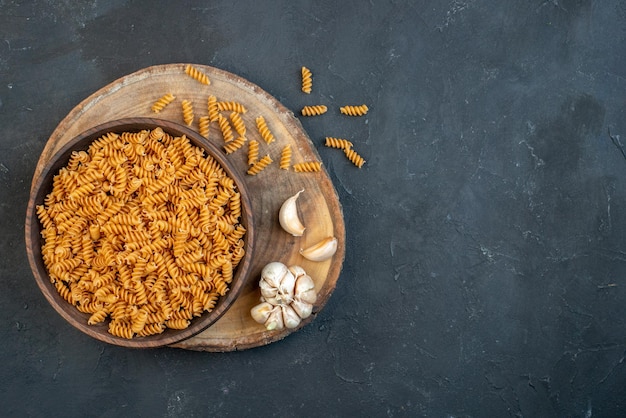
[184,64,211,85]
[151,93,175,113]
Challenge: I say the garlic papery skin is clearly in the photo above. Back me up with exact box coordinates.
[299,236,338,261]
[279,190,306,236]
[250,302,274,325]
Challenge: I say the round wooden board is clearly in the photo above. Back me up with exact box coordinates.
[31,64,345,351]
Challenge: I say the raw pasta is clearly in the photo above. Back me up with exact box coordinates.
[151,93,175,113]
[229,112,246,137]
[198,116,210,138]
[339,104,369,116]
[207,95,219,122]
[184,64,211,85]
[301,67,312,94]
[246,155,272,176]
[36,127,246,339]
[324,137,353,150]
[255,116,276,144]
[217,113,234,143]
[293,161,322,172]
[343,147,366,168]
[247,140,259,166]
[301,105,327,116]
[279,145,292,170]
[181,99,194,126]
[224,136,246,154]
[217,101,247,114]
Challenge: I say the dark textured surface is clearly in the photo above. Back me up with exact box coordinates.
[2,1,626,416]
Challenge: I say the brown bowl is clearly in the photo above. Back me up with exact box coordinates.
[25,117,255,348]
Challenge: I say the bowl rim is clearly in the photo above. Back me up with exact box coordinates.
[25,117,255,348]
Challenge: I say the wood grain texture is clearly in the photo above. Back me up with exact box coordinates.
[29,64,345,351]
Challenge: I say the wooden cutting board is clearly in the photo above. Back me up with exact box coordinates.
[31,64,345,351]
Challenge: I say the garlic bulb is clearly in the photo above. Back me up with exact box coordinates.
[300,236,338,261]
[279,190,306,236]
[250,262,318,330]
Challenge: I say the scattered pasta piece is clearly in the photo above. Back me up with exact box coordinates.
[325,137,353,150]
[229,112,247,137]
[151,93,175,113]
[293,161,322,172]
[181,99,194,126]
[301,105,327,116]
[340,104,368,116]
[218,101,247,114]
[217,113,234,143]
[247,140,259,166]
[207,95,219,122]
[198,116,210,138]
[224,136,246,154]
[343,147,366,168]
[184,64,211,85]
[301,67,312,94]
[255,116,276,144]
[280,145,292,170]
[36,128,246,339]
[247,155,273,176]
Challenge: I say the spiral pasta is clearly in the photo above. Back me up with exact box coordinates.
[301,66,312,94]
[246,155,273,176]
[217,113,234,143]
[198,116,210,138]
[324,137,353,150]
[151,93,176,113]
[255,116,275,144]
[207,95,219,122]
[36,127,247,339]
[293,161,322,172]
[229,112,246,137]
[224,136,246,154]
[217,101,247,114]
[181,99,194,126]
[301,105,327,116]
[247,140,259,166]
[343,147,366,168]
[340,104,369,116]
[280,144,292,170]
[184,64,211,85]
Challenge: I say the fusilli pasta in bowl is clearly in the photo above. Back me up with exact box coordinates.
[25,117,255,348]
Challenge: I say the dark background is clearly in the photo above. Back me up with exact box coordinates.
[2,1,626,416]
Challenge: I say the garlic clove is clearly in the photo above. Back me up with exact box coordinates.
[279,190,306,236]
[291,299,313,319]
[264,306,285,331]
[259,279,278,300]
[261,261,290,289]
[250,302,274,325]
[299,236,338,261]
[295,278,317,305]
[277,269,296,304]
[288,265,307,280]
[281,304,302,329]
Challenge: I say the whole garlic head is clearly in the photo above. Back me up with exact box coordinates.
[250,262,318,331]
